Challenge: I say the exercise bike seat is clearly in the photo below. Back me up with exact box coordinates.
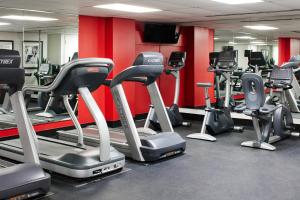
[259,104,278,114]
[197,82,212,88]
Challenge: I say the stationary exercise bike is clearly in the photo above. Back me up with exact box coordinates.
[282,55,300,112]
[145,51,191,129]
[266,64,298,139]
[240,66,299,151]
[187,50,243,141]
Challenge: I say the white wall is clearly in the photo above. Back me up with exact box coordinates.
[61,34,78,64]
[47,34,61,64]
[24,32,48,60]
[47,33,78,65]
[0,31,48,85]
[0,31,47,61]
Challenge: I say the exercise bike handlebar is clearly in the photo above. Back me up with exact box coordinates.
[208,66,235,73]
[264,81,293,90]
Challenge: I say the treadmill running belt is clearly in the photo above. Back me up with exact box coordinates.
[0,138,96,157]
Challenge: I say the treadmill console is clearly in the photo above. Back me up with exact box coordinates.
[247,51,266,67]
[214,50,237,70]
[168,51,186,69]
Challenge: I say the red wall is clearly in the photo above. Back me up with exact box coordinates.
[135,23,188,114]
[78,16,107,123]
[278,37,300,66]
[0,16,215,138]
[77,16,215,123]
[185,27,215,107]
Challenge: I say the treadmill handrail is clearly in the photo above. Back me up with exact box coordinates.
[110,65,163,88]
[23,58,114,93]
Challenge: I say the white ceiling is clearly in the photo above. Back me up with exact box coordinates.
[0,0,300,39]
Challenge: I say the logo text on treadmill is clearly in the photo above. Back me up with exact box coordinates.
[0,59,13,65]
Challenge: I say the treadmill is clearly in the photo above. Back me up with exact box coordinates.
[0,56,125,178]
[59,52,186,162]
[0,49,50,199]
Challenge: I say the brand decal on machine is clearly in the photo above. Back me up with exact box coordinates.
[87,67,100,72]
[146,58,161,63]
[0,59,13,65]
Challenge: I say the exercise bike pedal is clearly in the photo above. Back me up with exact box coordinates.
[233,126,244,132]
[182,122,192,127]
[291,132,300,137]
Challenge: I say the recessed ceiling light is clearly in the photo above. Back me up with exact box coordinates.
[0,22,10,26]
[234,36,256,40]
[250,41,267,45]
[255,43,268,46]
[237,32,252,35]
[244,25,278,30]
[214,37,220,40]
[94,3,162,13]
[0,15,58,21]
[0,7,53,14]
[228,41,238,45]
[212,0,263,5]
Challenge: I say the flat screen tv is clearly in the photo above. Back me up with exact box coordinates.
[143,23,179,44]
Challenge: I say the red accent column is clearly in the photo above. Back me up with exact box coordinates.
[78,16,136,122]
[78,16,215,124]
[104,18,136,121]
[78,16,106,123]
[278,38,291,65]
[185,27,214,107]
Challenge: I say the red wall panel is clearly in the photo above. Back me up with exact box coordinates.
[134,26,189,111]
[78,17,214,122]
[105,18,136,121]
[78,16,107,124]
[0,16,216,138]
[278,38,291,65]
[185,27,215,107]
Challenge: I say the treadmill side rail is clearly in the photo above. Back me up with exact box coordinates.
[78,87,110,162]
[11,91,40,165]
[147,82,174,133]
[111,85,145,161]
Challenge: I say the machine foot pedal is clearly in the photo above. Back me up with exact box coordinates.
[186,133,216,142]
[291,132,300,137]
[234,126,244,132]
[241,140,276,151]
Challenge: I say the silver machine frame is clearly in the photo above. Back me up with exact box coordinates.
[187,71,240,141]
[186,83,216,141]
[57,52,186,162]
[144,68,181,128]
[11,91,40,164]
[286,68,300,113]
[111,82,174,161]
[0,58,125,178]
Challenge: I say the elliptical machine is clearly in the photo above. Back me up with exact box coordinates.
[264,63,299,144]
[145,51,191,128]
[187,50,243,141]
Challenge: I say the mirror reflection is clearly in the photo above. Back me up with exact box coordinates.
[213,30,278,104]
[0,8,78,130]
